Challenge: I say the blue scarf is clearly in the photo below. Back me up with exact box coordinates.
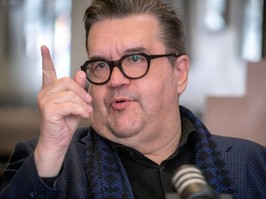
[84,106,238,199]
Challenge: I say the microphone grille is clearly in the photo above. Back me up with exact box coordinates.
[172,165,217,199]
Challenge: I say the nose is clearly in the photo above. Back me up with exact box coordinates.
[108,66,130,88]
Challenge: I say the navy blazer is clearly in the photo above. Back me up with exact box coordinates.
[1,106,266,198]
[1,128,266,199]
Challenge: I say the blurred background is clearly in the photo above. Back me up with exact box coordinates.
[0,0,265,185]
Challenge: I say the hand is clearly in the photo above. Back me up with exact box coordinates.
[34,46,93,177]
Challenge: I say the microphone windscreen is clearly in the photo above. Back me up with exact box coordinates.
[172,165,218,199]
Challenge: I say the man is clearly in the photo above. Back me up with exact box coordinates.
[1,0,266,198]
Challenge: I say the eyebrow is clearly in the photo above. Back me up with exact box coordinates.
[124,47,147,54]
[88,46,148,61]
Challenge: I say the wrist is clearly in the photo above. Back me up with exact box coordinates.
[34,143,67,177]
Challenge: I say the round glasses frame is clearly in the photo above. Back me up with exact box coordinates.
[80,52,178,85]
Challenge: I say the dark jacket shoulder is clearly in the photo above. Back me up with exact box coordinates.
[212,134,266,155]
[211,134,266,198]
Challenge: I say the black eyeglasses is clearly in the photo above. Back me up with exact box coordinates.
[80,53,178,85]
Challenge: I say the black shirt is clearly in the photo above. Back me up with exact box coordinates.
[110,116,196,199]
[42,116,196,198]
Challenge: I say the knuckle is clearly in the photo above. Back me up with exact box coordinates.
[60,77,72,84]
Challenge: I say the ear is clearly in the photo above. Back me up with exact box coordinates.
[174,55,190,95]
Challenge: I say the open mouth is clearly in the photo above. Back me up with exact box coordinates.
[115,99,126,103]
[111,98,131,110]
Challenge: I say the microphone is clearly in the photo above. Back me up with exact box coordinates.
[172,165,218,199]
[167,165,232,199]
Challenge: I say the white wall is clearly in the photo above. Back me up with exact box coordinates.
[178,0,248,114]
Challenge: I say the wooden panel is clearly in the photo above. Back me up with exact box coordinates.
[204,60,266,146]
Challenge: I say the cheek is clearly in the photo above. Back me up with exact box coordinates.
[152,67,178,92]
[155,74,178,106]
[141,76,176,110]
[89,87,106,111]
[88,87,109,127]
[89,85,102,100]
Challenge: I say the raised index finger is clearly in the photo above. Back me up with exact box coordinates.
[41,45,57,87]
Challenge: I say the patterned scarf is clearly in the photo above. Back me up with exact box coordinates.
[180,106,238,199]
[84,106,238,199]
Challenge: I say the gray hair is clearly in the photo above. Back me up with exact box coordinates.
[83,0,187,55]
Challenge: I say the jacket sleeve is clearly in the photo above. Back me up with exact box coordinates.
[0,139,60,198]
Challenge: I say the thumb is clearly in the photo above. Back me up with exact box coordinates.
[41,45,57,87]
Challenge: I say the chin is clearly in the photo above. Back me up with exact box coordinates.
[111,128,139,139]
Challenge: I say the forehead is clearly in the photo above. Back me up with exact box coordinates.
[87,14,165,58]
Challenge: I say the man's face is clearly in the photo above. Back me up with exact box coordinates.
[87,14,188,149]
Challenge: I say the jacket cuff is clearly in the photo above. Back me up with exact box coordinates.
[1,154,60,198]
